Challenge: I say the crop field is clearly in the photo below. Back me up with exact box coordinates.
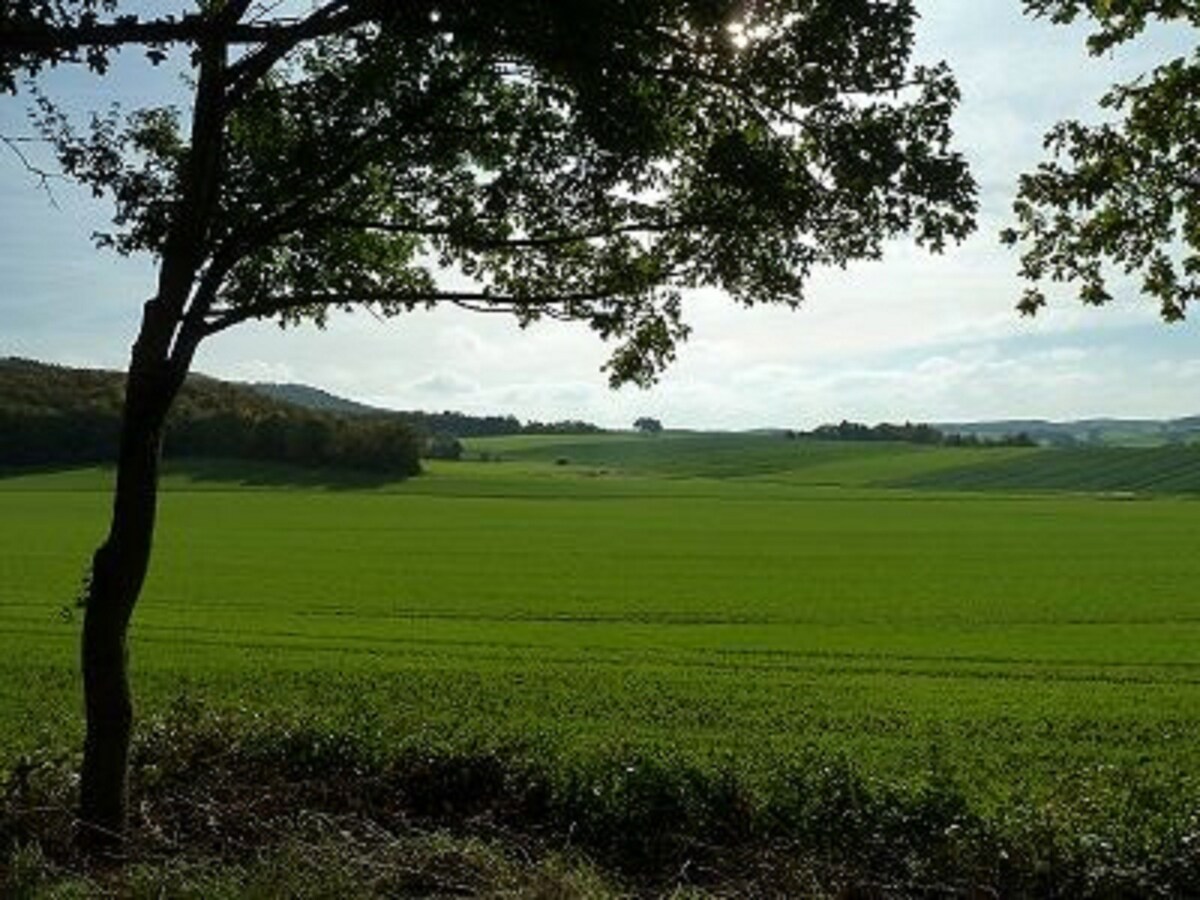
[3,435,1200,837]
[896,443,1200,494]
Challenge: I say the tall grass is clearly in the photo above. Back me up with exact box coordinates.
[4,702,1199,897]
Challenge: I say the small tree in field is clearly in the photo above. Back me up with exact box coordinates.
[1,0,976,844]
[634,416,664,435]
[425,432,463,461]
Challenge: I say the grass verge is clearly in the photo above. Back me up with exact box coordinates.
[3,699,1199,897]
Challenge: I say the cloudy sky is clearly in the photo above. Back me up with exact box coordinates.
[1,2,1196,429]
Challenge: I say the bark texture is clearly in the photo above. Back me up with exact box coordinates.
[78,344,180,848]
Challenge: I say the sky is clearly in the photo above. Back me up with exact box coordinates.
[1,1,1197,430]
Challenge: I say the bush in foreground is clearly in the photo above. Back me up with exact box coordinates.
[3,701,1199,897]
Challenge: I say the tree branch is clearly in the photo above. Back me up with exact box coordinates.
[318,217,700,249]
[139,34,230,369]
[204,288,613,334]
[2,15,273,54]
[222,0,364,107]
[0,133,62,207]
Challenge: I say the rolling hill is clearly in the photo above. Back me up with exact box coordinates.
[937,416,1200,447]
[0,357,420,473]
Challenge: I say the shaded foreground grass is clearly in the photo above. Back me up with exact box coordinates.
[5,701,1200,898]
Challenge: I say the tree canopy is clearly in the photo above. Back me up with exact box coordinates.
[1004,0,1199,320]
[1,0,979,842]
[5,0,976,386]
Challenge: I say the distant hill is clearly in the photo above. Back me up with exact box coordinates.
[1,357,296,422]
[936,417,1200,447]
[0,358,602,472]
[249,382,385,416]
[245,381,603,438]
[0,358,420,474]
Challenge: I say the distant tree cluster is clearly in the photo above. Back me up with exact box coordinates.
[166,411,421,473]
[423,433,464,461]
[941,431,1038,448]
[634,417,664,435]
[0,408,118,466]
[384,411,603,439]
[396,410,523,438]
[807,420,943,444]
[805,419,1037,448]
[522,419,605,435]
[0,359,420,474]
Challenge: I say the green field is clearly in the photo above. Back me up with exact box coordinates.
[4,434,1200,836]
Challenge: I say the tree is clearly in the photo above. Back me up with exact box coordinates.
[1004,1,1200,320]
[1,0,977,844]
[634,416,664,435]
[424,431,464,461]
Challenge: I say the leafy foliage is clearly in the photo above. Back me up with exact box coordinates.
[0,1,119,92]
[1005,0,1200,319]
[1021,0,1200,54]
[12,0,976,386]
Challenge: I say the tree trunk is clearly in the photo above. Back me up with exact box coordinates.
[78,338,181,850]
[76,31,224,851]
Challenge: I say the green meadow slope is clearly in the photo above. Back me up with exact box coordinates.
[470,431,1200,494]
[466,430,1038,485]
[894,443,1200,494]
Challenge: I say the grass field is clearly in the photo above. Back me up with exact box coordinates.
[4,434,1200,891]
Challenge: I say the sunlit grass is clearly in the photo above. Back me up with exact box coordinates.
[3,440,1199,825]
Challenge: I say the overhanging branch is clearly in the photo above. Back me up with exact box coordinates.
[204,288,615,334]
[2,15,275,54]
[320,217,698,249]
[1,1,399,86]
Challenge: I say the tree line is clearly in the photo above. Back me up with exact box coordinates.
[801,420,1037,448]
[384,411,603,438]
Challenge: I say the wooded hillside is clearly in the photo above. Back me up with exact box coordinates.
[0,358,421,473]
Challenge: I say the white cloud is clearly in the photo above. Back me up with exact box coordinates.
[218,360,295,383]
[407,371,480,397]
